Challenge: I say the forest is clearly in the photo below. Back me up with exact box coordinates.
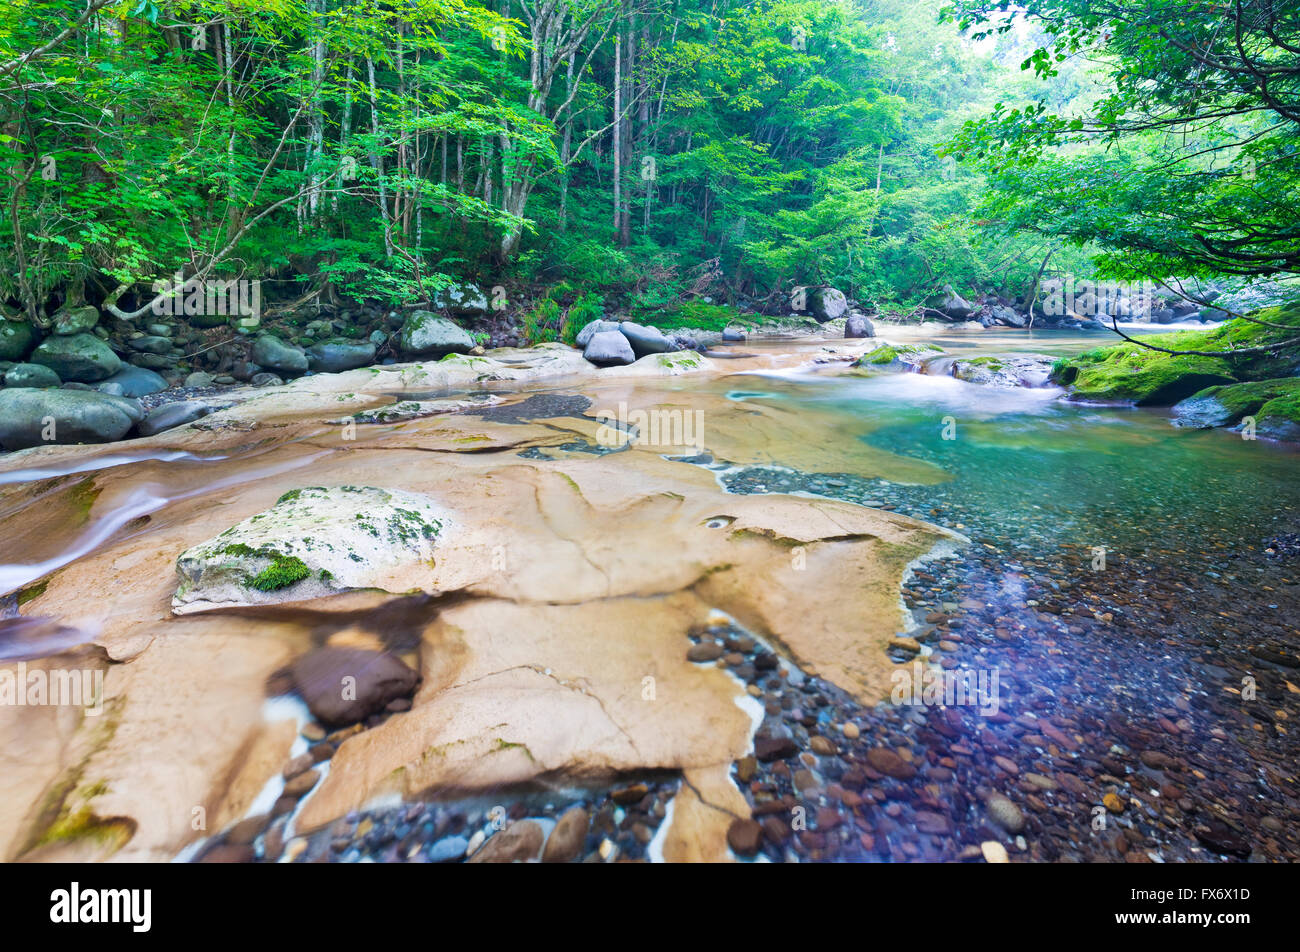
[1,0,1290,345]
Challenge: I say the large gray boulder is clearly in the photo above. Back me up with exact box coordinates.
[574,319,621,348]
[844,313,875,338]
[990,305,1027,328]
[0,319,37,362]
[398,310,475,357]
[583,330,635,366]
[4,363,61,389]
[97,365,168,397]
[926,285,976,320]
[31,332,121,382]
[250,335,308,375]
[618,321,675,358]
[307,339,377,373]
[807,287,848,322]
[0,388,142,449]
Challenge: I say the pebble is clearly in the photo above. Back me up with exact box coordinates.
[981,841,1010,864]
[986,793,1025,833]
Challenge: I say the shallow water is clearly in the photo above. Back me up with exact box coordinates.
[1,328,1296,863]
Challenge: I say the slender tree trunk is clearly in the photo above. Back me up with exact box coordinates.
[612,30,621,237]
[366,54,394,257]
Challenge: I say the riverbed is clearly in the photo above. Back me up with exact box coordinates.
[1,327,1296,863]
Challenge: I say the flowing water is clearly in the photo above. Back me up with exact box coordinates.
[1,327,1297,863]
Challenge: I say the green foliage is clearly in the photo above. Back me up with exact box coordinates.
[1052,306,1300,404]
[946,0,1300,279]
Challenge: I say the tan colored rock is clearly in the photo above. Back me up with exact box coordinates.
[0,340,960,864]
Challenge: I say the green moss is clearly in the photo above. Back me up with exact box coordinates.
[853,343,943,367]
[1186,378,1300,421]
[641,302,742,332]
[1257,386,1300,437]
[1053,305,1300,405]
[67,479,101,524]
[17,579,48,606]
[248,554,311,591]
[35,806,134,852]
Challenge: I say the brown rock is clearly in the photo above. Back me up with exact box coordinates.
[542,806,589,863]
[468,820,545,863]
[866,747,917,780]
[727,818,763,856]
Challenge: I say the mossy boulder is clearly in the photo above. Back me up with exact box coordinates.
[1173,378,1300,429]
[172,485,448,614]
[1051,304,1300,405]
[853,342,944,372]
[398,310,475,357]
[1256,387,1300,442]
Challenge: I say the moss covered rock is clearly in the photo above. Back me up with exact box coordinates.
[852,342,944,372]
[172,485,448,614]
[1051,304,1300,405]
[1256,387,1300,442]
[1173,378,1300,429]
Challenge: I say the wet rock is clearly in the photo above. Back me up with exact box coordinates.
[467,820,545,863]
[844,313,875,338]
[574,319,621,348]
[727,818,762,856]
[432,282,489,317]
[986,793,1025,833]
[0,318,38,361]
[866,748,917,780]
[97,365,168,397]
[755,735,798,762]
[618,321,675,358]
[51,305,100,336]
[542,807,588,863]
[289,647,419,727]
[805,287,848,322]
[128,335,172,355]
[721,327,747,342]
[687,641,724,662]
[1195,823,1251,859]
[171,485,446,613]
